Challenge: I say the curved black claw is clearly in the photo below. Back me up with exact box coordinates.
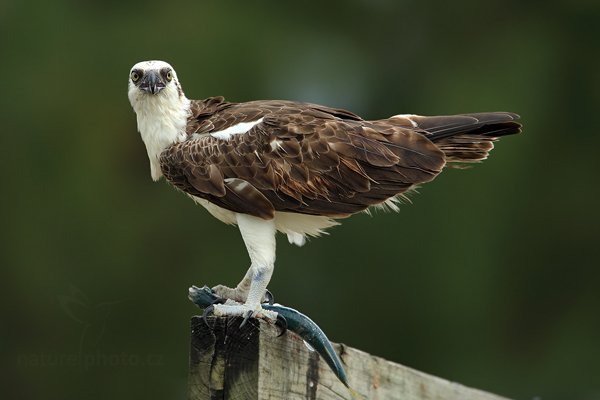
[264,289,275,305]
[239,310,253,328]
[202,305,215,327]
[275,315,288,337]
[210,297,226,305]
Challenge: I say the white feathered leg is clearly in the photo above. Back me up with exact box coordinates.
[212,213,278,321]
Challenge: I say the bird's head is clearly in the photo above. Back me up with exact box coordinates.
[128,60,186,109]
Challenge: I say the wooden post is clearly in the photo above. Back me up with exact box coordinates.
[189,316,509,400]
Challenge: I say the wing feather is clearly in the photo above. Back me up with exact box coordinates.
[161,98,448,219]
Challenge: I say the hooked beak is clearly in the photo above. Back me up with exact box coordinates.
[139,71,166,95]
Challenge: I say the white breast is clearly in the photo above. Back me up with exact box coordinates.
[129,83,190,181]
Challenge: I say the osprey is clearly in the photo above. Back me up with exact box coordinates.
[128,60,521,322]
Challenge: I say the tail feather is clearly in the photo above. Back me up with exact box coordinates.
[390,112,522,164]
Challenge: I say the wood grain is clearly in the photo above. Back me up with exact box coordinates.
[189,316,509,400]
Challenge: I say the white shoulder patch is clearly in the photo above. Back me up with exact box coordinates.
[391,114,419,127]
[211,118,264,140]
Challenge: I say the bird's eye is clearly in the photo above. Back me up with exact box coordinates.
[131,71,140,82]
[166,71,173,81]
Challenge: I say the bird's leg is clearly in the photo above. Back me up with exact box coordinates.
[212,265,275,304]
[211,214,278,322]
[212,267,253,303]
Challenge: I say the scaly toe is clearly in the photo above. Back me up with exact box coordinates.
[211,284,249,303]
[212,303,278,323]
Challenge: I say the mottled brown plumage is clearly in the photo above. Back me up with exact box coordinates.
[158,96,521,220]
[129,60,525,322]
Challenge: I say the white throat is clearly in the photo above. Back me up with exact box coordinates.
[129,86,190,181]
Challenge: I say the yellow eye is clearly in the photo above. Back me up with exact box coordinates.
[131,71,140,82]
[166,71,173,81]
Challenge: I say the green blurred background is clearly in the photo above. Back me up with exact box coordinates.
[2,0,599,399]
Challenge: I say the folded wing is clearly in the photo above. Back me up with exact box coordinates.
[160,100,447,219]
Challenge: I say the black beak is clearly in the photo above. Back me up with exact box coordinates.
[139,71,166,95]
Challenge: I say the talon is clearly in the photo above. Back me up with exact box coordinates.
[275,315,288,337]
[264,289,275,305]
[240,310,253,328]
[202,305,215,327]
[211,297,225,305]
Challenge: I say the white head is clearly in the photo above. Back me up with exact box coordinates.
[128,60,190,181]
[127,60,187,109]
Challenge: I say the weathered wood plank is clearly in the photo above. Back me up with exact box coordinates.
[189,316,509,400]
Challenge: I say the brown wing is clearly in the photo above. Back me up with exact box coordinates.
[185,97,364,136]
[160,99,446,219]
